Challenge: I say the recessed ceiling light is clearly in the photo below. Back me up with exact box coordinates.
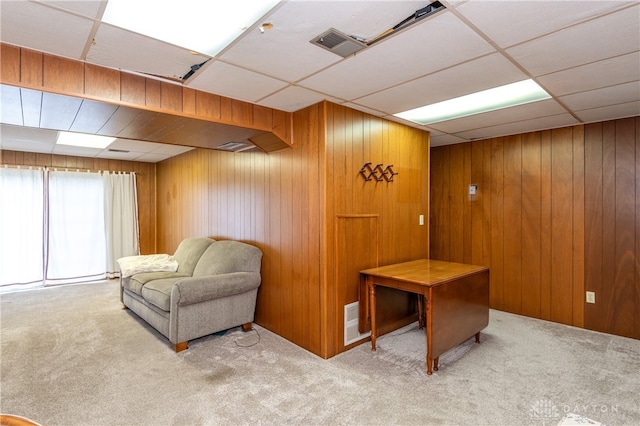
[56,132,115,149]
[394,79,551,125]
[102,0,281,56]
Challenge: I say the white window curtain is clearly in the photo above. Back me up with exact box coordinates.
[0,167,139,289]
[103,171,139,278]
[46,170,107,285]
[0,167,45,288]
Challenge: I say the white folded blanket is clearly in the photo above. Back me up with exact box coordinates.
[117,254,179,278]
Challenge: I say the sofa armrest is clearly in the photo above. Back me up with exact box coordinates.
[171,272,261,307]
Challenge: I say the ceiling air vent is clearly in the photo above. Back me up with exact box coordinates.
[310,28,367,58]
[216,141,256,152]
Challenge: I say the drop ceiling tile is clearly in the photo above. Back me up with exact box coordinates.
[106,139,159,152]
[457,1,634,48]
[560,81,640,111]
[430,134,469,147]
[0,124,58,144]
[258,86,336,112]
[0,125,57,153]
[575,101,640,123]
[538,51,640,97]
[0,86,23,126]
[429,99,568,134]
[507,5,640,76]
[52,144,101,157]
[0,138,55,154]
[356,53,527,114]
[97,149,146,162]
[43,0,106,19]
[341,103,386,118]
[188,61,288,103]
[87,24,210,81]
[133,152,174,163]
[149,144,193,156]
[220,1,427,82]
[40,93,83,131]
[455,113,580,140]
[0,1,94,60]
[299,11,495,101]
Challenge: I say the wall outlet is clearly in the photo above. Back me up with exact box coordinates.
[468,184,477,195]
[586,291,595,304]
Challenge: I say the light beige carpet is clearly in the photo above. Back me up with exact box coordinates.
[1,280,639,425]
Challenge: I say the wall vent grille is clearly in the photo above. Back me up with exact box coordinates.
[344,301,370,346]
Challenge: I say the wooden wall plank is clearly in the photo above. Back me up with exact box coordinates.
[540,130,552,321]
[120,72,146,106]
[160,82,182,112]
[21,48,43,87]
[636,117,640,340]
[429,146,450,260]
[572,125,585,328]
[490,138,505,310]
[584,122,604,331]
[462,143,472,264]
[521,132,542,318]
[550,127,574,325]
[85,64,120,102]
[601,121,617,331]
[613,118,636,337]
[145,79,161,108]
[43,54,83,94]
[1,44,20,84]
[449,144,465,263]
[504,136,523,314]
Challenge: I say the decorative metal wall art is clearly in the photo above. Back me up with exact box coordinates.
[359,162,398,182]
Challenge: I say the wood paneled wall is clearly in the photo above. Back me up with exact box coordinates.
[584,118,639,339]
[430,117,639,340]
[156,103,325,356]
[0,150,157,254]
[155,101,430,358]
[324,103,430,355]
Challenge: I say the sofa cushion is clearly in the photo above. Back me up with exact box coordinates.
[124,271,189,297]
[141,277,185,311]
[192,241,262,277]
[173,237,215,275]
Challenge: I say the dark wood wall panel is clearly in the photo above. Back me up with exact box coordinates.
[155,102,325,356]
[585,117,638,339]
[430,125,586,327]
[324,103,430,356]
[431,117,639,340]
[0,150,156,255]
[155,101,429,358]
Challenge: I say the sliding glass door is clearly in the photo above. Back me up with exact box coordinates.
[0,167,139,289]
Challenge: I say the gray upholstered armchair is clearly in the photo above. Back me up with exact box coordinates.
[119,238,263,352]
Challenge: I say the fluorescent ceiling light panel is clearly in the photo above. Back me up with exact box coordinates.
[57,132,115,149]
[102,0,280,56]
[394,79,551,125]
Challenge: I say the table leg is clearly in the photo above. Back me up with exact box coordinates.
[368,279,377,351]
[434,357,439,371]
[426,355,433,375]
[417,295,425,329]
